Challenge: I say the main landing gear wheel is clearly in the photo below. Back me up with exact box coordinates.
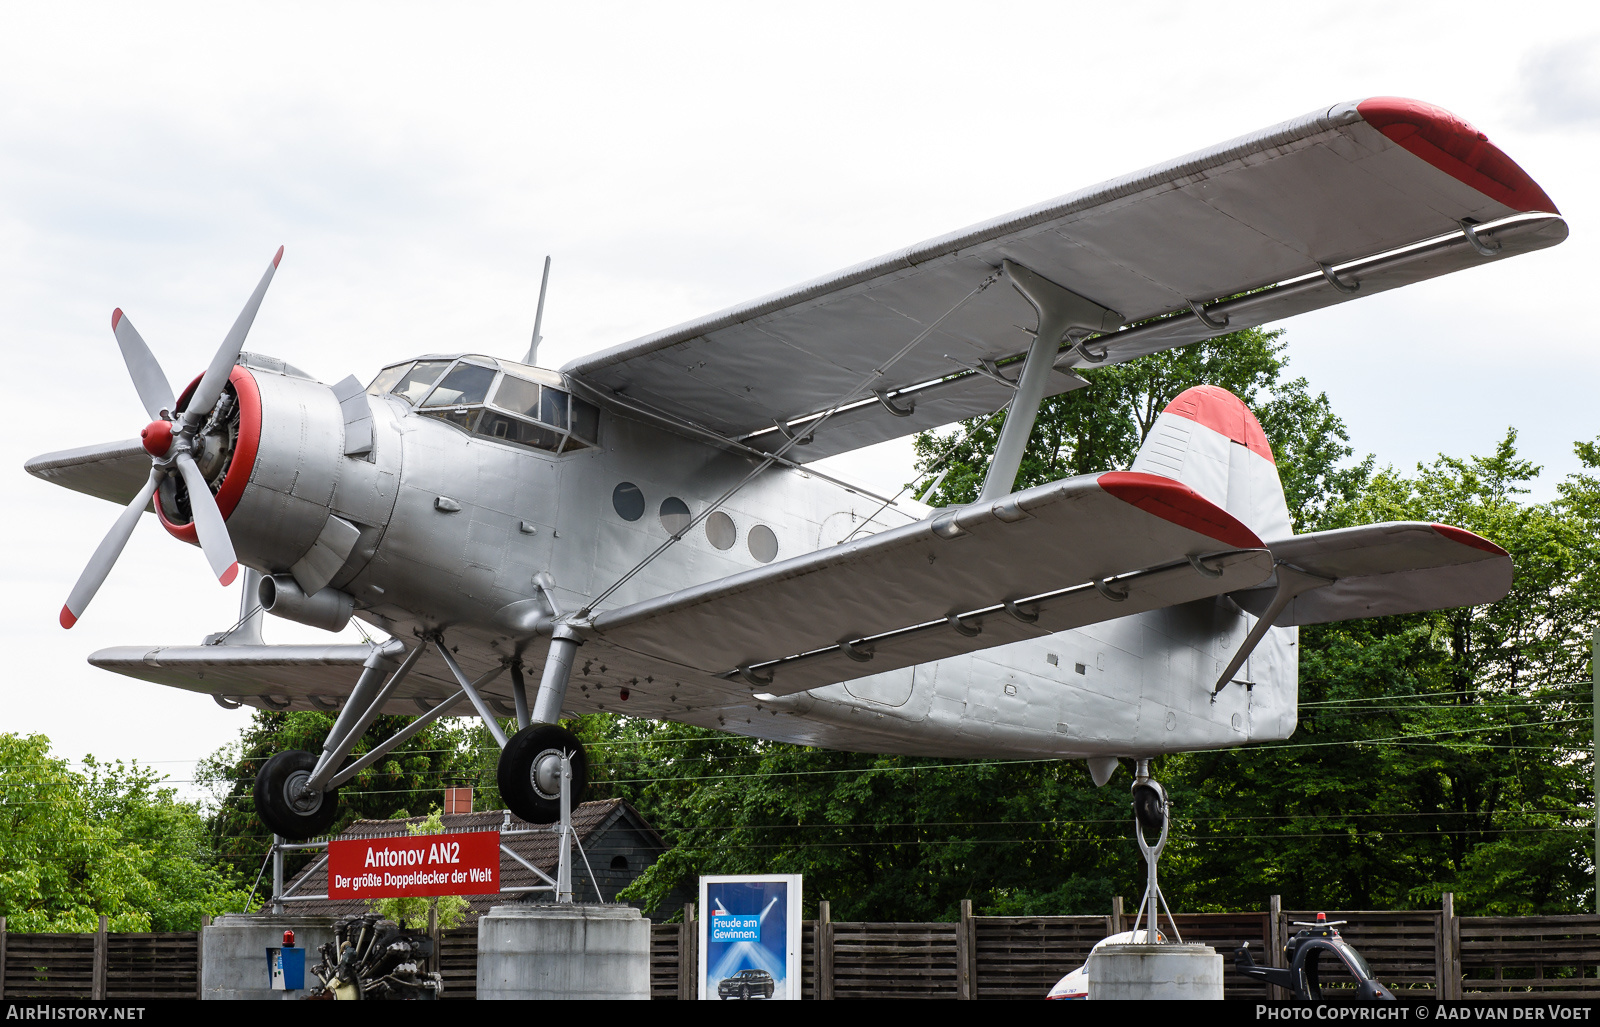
[254,750,341,839]
[497,723,588,824]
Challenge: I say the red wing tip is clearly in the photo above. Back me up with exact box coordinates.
[60,605,78,629]
[220,563,240,586]
[111,308,123,330]
[1356,96,1559,215]
[272,246,284,268]
[1431,524,1508,557]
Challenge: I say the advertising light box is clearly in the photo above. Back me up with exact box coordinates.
[698,875,802,1001]
[327,830,500,899]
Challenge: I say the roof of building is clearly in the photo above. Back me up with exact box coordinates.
[273,798,667,921]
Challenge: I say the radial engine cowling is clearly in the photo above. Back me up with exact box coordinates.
[156,363,396,604]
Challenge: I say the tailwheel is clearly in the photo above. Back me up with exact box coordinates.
[253,750,341,839]
[497,723,588,824]
[1132,778,1169,837]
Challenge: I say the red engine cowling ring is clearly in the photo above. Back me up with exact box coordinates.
[156,365,262,544]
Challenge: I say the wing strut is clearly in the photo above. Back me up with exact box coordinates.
[1210,564,1332,701]
[978,261,1121,502]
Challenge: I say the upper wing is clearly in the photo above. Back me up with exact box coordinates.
[1232,522,1513,625]
[588,470,1274,697]
[25,439,150,506]
[564,98,1565,461]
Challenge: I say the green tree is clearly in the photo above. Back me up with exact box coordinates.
[912,328,1369,531]
[583,717,1137,921]
[0,733,252,931]
[1167,431,1597,915]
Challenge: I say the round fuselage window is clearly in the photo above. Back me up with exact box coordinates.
[612,482,645,521]
[705,510,737,550]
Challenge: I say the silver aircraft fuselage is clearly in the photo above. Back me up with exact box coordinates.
[203,351,1294,761]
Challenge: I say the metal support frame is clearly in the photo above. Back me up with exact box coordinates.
[436,642,510,747]
[304,639,416,794]
[268,751,599,909]
[1210,564,1332,701]
[324,683,474,790]
[1459,219,1501,257]
[978,260,1121,503]
[272,835,285,915]
[510,662,532,731]
[1128,759,1182,945]
[1187,298,1229,329]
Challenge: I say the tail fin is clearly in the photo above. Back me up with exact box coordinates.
[1129,385,1292,542]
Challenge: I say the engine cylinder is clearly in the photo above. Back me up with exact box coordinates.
[260,574,355,632]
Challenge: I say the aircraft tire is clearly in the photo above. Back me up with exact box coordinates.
[253,750,341,839]
[498,723,588,824]
[1132,781,1167,836]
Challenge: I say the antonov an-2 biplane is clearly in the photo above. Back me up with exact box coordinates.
[27,97,1565,839]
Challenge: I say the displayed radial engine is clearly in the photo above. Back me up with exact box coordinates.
[308,915,443,1001]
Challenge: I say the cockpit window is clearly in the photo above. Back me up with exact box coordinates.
[491,374,541,418]
[400,363,600,456]
[389,360,452,404]
[421,362,497,407]
[367,363,412,396]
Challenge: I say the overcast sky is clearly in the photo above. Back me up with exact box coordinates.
[4,2,1597,800]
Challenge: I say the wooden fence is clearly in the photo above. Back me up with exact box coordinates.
[6,899,1600,999]
[0,917,201,1001]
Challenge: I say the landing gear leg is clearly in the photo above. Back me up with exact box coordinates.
[498,624,588,824]
[1128,758,1182,944]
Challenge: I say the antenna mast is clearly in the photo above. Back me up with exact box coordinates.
[523,255,552,365]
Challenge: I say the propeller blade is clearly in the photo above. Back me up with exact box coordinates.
[175,452,239,585]
[184,246,283,426]
[111,309,175,421]
[61,466,164,628]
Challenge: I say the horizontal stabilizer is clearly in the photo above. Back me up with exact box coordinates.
[590,470,1274,697]
[1232,522,1512,625]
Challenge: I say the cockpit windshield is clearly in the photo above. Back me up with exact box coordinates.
[420,362,496,407]
[387,361,451,404]
[367,355,600,455]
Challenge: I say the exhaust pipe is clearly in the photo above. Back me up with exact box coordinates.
[259,574,354,632]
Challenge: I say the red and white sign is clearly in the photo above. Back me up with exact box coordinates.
[327,831,500,899]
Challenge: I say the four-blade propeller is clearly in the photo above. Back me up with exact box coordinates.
[60,246,283,629]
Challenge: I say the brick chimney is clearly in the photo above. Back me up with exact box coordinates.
[444,786,473,814]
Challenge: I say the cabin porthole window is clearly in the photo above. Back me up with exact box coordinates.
[613,482,645,522]
[659,497,691,535]
[706,511,737,550]
[748,524,778,563]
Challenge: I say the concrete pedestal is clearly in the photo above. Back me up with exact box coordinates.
[1087,943,1225,1000]
[476,904,650,1000]
[200,914,335,1000]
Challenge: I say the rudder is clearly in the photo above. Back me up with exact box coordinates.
[1129,385,1291,543]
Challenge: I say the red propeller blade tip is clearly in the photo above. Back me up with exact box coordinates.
[111,308,123,330]
[272,246,284,268]
[220,563,239,586]
[60,605,78,629]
